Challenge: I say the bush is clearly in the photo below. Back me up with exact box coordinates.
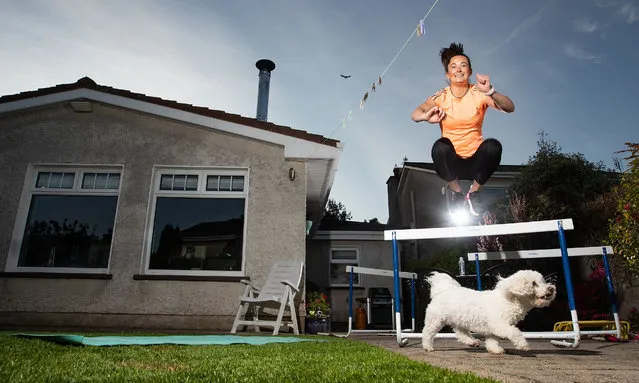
[608,142,639,276]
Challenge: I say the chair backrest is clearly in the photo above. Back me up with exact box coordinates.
[258,260,304,300]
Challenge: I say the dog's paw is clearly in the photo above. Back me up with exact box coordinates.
[422,343,434,352]
[466,339,481,348]
[487,346,505,355]
[516,344,531,352]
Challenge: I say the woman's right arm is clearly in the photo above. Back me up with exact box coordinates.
[411,98,445,123]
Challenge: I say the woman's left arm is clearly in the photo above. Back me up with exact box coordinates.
[475,73,515,113]
[487,91,515,113]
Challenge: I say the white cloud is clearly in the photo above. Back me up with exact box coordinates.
[564,44,603,63]
[594,0,639,23]
[0,0,261,118]
[573,17,603,32]
[620,3,639,23]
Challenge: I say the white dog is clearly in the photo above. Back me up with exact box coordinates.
[421,270,556,354]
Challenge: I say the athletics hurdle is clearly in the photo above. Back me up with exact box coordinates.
[468,246,622,340]
[385,218,582,348]
[344,266,418,337]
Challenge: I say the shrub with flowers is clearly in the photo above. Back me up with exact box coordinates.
[305,291,331,318]
[574,262,612,320]
[608,142,639,275]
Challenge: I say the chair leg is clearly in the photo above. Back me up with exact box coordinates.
[231,301,248,333]
[252,305,261,332]
[288,295,300,335]
[272,289,291,335]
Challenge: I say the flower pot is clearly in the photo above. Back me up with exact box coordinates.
[306,317,330,334]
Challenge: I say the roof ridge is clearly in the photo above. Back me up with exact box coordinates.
[0,77,340,148]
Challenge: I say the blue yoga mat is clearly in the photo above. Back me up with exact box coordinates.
[12,333,321,346]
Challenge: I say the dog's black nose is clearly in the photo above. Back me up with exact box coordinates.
[548,286,555,293]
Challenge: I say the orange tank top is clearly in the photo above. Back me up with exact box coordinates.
[429,84,489,158]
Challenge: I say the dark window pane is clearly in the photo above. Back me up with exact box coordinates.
[186,175,198,191]
[95,173,108,189]
[61,173,75,189]
[219,176,231,191]
[174,175,186,190]
[49,173,63,188]
[18,195,117,268]
[331,263,359,285]
[149,197,245,272]
[332,250,357,260]
[36,173,50,188]
[160,175,173,190]
[106,174,120,189]
[206,176,219,191]
[479,188,508,210]
[231,176,244,192]
[82,173,96,189]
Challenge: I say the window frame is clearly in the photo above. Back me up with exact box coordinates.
[329,246,361,287]
[141,166,249,278]
[5,164,123,274]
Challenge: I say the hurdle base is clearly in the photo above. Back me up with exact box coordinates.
[397,330,582,348]
[550,340,576,348]
[399,331,579,339]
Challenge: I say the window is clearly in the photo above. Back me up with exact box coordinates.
[330,247,360,286]
[143,167,248,277]
[7,166,122,273]
[480,187,509,209]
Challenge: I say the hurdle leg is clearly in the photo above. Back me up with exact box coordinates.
[601,246,622,339]
[346,268,354,336]
[474,253,482,291]
[551,220,581,348]
[410,277,416,332]
[391,232,406,346]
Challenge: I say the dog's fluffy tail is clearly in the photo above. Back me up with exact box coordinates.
[426,272,461,299]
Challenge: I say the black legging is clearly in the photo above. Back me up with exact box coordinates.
[431,137,502,185]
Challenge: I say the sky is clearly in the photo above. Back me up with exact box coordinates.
[2,0,638,223]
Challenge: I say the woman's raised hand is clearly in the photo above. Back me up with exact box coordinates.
[424,106,446,123]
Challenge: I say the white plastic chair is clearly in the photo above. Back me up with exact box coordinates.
[230,260,304,335]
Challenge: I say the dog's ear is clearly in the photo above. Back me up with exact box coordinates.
[498,275,534,297]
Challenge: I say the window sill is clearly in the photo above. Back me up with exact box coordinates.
[0,272,112,279]
[133,274,249,282]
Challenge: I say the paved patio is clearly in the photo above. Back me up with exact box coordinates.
[350,334,639,383]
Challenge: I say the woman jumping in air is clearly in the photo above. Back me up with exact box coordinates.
[411,42,515,216]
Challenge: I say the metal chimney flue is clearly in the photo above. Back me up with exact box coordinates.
[255,59,276,122]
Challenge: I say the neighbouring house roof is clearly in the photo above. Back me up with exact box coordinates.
[0,77,342,222]
[389,161,525,191]
[318,220,391,231]
[402,162,526,173]
[313,220,402,241]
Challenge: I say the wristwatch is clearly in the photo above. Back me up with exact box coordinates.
[484,86,495,97]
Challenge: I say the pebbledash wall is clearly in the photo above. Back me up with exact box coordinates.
[0,101,307,331]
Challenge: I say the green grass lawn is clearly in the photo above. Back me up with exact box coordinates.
[0,333,496,382]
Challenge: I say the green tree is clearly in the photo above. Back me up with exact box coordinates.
[503,132,619,248]
[321,198,352,223]
[608,142,639,276]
